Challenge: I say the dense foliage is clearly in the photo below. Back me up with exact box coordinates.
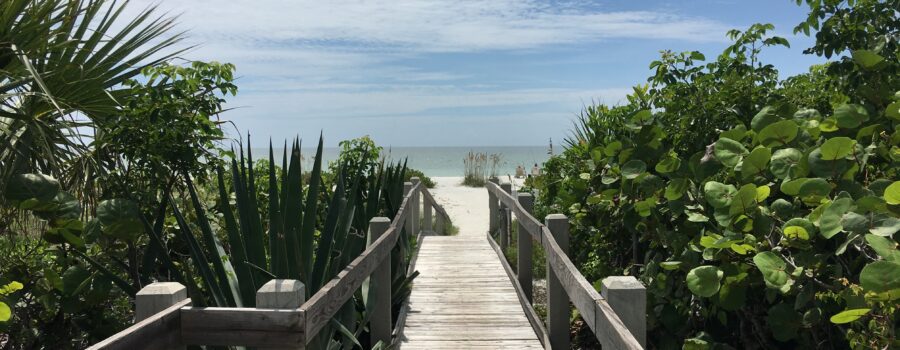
[0,2,433,348]
[534,1,899,348]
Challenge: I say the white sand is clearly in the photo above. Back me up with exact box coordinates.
[428,176,525,236]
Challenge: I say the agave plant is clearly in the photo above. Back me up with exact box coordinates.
[173,135,418,349]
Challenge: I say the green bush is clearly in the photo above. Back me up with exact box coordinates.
[404,168,435,189]
[534,1,899,348]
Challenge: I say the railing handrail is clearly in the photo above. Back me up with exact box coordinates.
[485,181,645,350]
[90,181,451,349]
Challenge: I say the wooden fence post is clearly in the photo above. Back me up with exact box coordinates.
[410,177,421,235]
[404,182,414,236]
[368,217,393,346]
[435,215,445,235]
[488,178,499,234]
[601,276,646,348]
[422,193,433,233]
[136,282,187,322]
[546,214,570,350]
[516,192,534,302]
[499,182,512,250]
[257,279,306,349]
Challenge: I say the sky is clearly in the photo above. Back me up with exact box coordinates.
[130,0,828,147]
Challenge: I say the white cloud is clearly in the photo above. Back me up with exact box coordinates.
[122,0,732,145]
[141,0,728,53]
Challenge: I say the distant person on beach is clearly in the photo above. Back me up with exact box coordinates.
[531,163,541,176]
[515,165,526,178]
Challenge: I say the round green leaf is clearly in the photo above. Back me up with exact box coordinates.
[758,120,799,147]
[886,101,900,120]
[807,148,849,178]
[860,261,900,292]
[829,308,871,324]
[798,178,832,205]
[729,184,758,216]
[865,234,900,262]
[655,155,681,174]
[885,181,900,205]
[870,215,900,237]
[783,218,816,237]
[754,251,789,288]
[769,148,802,179]
[767,303,801,342]
[820,197,852,239]
[751,106,782,131]
[833,104,869,129]
[780,177,808,196]
[686,265,723,297]
[820,137,855,160]
[741,146,771,179]
[0,302,10,322]
[621,160,647,180]
[97,199,143,240]
[3,173,60,206]
[665,178,689,201]
[784,226,809,240]
[714,138,748,168]
[704,181,737,209]
[771,199,794,217]
[851,49,885,69]
[62,265,91,296]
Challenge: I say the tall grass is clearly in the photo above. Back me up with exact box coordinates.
[462,151,503,187]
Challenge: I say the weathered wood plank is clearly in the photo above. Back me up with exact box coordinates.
[88,299,191,350]
[180,307,304,347]
[301,222,399,339]
[487,232,550,349]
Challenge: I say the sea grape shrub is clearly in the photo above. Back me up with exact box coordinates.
[1,174,143,346]
[536,78,899,348]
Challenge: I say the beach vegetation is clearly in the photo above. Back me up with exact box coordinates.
[531,0,900,348]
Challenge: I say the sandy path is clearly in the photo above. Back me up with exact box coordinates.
[427,176,525,236]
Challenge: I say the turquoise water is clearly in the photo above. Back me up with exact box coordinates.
[254,146,552,177]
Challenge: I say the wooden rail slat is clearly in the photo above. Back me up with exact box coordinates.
[87,299,191,350]
[180,307,304,346]
[419,186,451,223]
[485,182,644,349]
[300,182,419,340]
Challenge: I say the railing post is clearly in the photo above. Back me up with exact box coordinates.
[256,279,306,349]
[423,193,433,232]
[368,217,393,346]
[404,181,414,236]
[516,192,534,302]
[136,282,187,322]
[488,178,499,234]
[499,182,512,250]
[601,276,647,348]
[546,214,570,350]
[434,214,444,234]
[411,177,421,234]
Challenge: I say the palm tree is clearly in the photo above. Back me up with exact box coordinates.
[0,0,185,193]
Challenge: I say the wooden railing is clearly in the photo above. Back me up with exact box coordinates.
[486,180,647,350]
[89,177,450,349]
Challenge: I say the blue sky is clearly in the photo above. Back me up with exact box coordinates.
[134,0,828,147]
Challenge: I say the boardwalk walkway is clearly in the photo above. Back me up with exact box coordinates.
[399,179,542,349]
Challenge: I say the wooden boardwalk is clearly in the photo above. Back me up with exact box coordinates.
[400,236,542,349]
[399,182,542,349]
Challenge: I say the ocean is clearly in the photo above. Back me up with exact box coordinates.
[253,146,553,177]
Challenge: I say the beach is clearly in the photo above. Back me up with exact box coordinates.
[428,176,526,235]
